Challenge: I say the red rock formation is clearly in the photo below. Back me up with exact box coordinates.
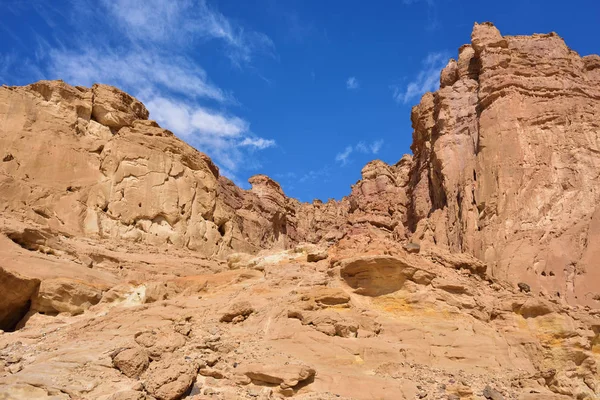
[2,22,600,400]
[407,22,600,306]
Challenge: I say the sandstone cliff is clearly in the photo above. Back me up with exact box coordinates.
[407,23,600,307]
[1,22,600,400]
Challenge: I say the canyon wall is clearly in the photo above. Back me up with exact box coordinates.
[407,23,600,306]
[1,22,599,307]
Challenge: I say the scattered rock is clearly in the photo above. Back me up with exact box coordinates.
[108,390,147,400]
[143,355,199,400]
[32,278,104,315]
[134,330,187,359]
[243,363,316,390]
[518,282,531,293]
[307,248,328,262]
[220,301,254,323]
[482,385,505,400]
[112,347,149,378]
[403,242,420,254]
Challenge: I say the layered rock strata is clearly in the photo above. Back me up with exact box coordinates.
[1,21,600,400]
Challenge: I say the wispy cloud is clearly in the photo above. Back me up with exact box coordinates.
[0,54,16,81]
[48,49,228,102]
[144,96,275,175]
[100,0,274,66]
[336,139,384,165]
[356,139,384,154]
[15,0,277,180]
[299,168,330,183]
[239,137,276,150]
[392,51,448,104]
[335,146,353,165]
[346,76,359,90]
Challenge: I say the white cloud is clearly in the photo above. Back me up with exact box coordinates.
[299,168,329,183]
[36,0,276,179]
[346,76,359,90]
[355,141,368,153]
[100,0,274,66]
[144,96,274,172]
[392,51,448,104]
[335,146,353,165]
[239,137,276,150]
[370,139,383,154]
[49,49,228,102]
[354,139,385,155]
[191,108,248,137]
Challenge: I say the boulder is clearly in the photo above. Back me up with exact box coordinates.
[112,348,149,378]
[242,363,316,389]
[143,355,199,400]
[31,278,104,315]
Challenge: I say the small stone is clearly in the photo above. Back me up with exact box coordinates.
[205,354,219,367]
[199,367,225,379]
[220,301,254,323]
[403,242,420,254]
[307,249,328,262]
[8,364,22,374]
[482,385,505,400]
[518,282,531,293]
[6,354,21,364]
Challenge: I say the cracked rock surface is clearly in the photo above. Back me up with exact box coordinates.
[1,22,600,400]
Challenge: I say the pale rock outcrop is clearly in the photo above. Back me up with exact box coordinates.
[242,363,316,390]
[31,278,105,315]
[91,84,149,129]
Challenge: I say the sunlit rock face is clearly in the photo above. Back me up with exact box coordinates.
[407,22,600,307]
[1,22,600,400]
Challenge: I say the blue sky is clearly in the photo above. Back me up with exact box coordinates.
[2,0,600,202]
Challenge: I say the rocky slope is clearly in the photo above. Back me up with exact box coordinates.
[0,22,599,400]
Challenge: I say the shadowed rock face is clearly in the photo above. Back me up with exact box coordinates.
[340,255,434,296]
[0,268,39,331]
[1,21,600,400]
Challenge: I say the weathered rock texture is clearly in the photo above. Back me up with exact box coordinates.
[0,81,305,258]
[407,22,600,307]
[1,22,600,400]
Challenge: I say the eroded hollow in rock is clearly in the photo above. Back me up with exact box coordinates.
[6,229,54,253]
[0,267,40,331]
[340,257,413,296]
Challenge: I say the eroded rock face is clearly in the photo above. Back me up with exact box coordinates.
[406,22,600,307]
[1,21,600,400]
[0,268,39,331]
[0,81,309,258]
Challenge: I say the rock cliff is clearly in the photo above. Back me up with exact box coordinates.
[407,23,600,307]
[1,22,600,400]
